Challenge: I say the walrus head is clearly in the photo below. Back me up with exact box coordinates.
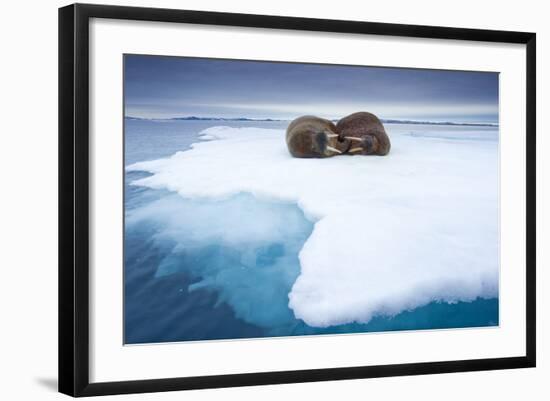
[314,129,345,157]
[346,134,380,155]
[286,116,346,158]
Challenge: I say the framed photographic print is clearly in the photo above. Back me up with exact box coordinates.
[58,3,536,397]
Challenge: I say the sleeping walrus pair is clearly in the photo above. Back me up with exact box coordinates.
[286,112,391,158]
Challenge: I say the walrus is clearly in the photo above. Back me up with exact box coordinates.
[286,116,350,158]
[336,112,391,156]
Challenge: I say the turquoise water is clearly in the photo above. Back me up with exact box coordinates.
[124,119,498,344]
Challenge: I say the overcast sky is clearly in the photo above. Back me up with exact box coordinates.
[124,54,499,123]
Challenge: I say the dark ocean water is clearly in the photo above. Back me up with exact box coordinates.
[124,118,498,344]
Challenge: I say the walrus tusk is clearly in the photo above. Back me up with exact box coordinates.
[349,147,363,153]
[346,136,363,142]
[325,133,339,139]
[326,146,342,154]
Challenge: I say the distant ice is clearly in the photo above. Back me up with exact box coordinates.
[127,124,499,327]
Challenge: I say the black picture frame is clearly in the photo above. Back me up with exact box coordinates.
[59,3,536,397]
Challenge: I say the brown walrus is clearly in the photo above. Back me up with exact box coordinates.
[336,112,391,156]
[286,116,350,158]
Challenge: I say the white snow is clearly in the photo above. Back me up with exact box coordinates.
[127,124,499,327]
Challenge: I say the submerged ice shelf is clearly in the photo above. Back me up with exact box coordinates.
[127,125,499,328]
[126,192,313,330]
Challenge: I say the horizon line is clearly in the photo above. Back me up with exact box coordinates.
[124,115,499,127]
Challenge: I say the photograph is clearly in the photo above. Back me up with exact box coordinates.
[123,54,500,344]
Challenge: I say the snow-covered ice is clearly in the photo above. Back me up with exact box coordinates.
[127,124,499,327]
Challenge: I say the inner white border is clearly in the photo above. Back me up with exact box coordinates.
[89,18,526,383]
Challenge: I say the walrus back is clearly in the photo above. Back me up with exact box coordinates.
[336,111,384,134]
[287,115,319,136]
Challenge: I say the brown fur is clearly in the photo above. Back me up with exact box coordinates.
[336,112,391,156]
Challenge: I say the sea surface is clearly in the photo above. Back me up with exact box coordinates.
[124,118,499,344]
